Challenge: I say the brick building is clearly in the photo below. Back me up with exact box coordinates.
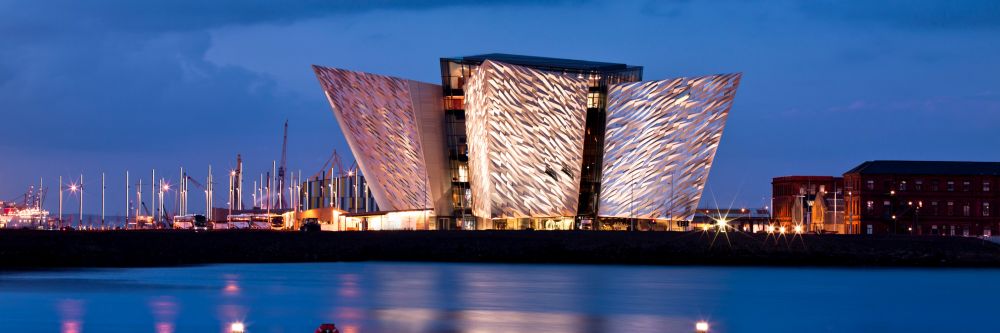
[843,161,1000,236]
[772,176,849,233]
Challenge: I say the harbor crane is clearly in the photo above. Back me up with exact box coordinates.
[277,120,288,209]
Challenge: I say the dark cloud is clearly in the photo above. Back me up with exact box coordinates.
[0,0,586,34]
[801,0,1000,29]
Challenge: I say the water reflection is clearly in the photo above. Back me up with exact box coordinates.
[57,299,84,333]
[0,263,995,332]
[148,296,177,333]
[222,274,241,296]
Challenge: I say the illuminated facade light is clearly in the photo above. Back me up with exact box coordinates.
[313,65,450,215]
[466,60,588,219]
[313,54,742,229]
[599,74,742,221]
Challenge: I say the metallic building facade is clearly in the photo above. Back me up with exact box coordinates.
[465,60,589,219]
[314,55,741,230]
[313,65,448,214]
[599,74,742,221]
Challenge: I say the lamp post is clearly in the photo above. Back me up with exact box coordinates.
[58,176,63,228]
[847,190,853,234]
[889,189,896,234]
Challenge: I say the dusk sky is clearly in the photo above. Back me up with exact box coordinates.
[1,0,999,215]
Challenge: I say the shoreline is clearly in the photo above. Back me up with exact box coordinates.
[2,230,1000,270]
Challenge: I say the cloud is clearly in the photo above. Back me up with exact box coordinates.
[0,0,587,34]
[800,0,1000,29]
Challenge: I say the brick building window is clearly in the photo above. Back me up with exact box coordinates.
[963,203,970,217]
[899,181,907,191]
[931,180,939,191]
[947,202,954,216]
[984,181,991,192]
[866,201,874,214]
[984,202,990,217]
[947,181,954,192]
[866,180,874,190]
[931,201,939,215]
[915,180,923,191]
[963,181,971,192]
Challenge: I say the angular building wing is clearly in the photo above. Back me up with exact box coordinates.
[599,73,742,221]
[465,60,589,219]
[313,65,449,214]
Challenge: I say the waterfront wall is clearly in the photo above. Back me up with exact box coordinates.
[1,230,999,269]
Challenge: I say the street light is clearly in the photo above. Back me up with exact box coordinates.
[696,321,710,333]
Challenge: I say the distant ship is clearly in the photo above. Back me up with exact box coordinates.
[0,201,50,229]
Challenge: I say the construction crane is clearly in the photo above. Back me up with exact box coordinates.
[311,149,347,180]
[277,120,288,209]
[234,154,244,210]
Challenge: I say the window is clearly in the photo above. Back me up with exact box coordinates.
[866,224,873,235]
[444,96,464,110]
[963,203,970,217]
[899,181,907,191]
[866,180,874,190]
[963,181,971,192]
[947,181,955,192]
[947,201,954,216]
[931,180,939,191]
[456,164,468,182]
[986,228,993,237]
[586,92,601,108]
[931,201,939,215]
[915,180,923,191]
[984,181,991,192]
[866,200,874,214]
[883,200,890,207]
[984,202,990,217]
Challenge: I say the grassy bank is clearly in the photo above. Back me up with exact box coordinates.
[1,229,999,269]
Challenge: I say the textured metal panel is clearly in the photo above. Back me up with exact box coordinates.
[599,73,742,220]
[313,65,435,212]
[466,60,589,219]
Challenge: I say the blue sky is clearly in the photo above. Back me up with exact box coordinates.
[1,0,999,215]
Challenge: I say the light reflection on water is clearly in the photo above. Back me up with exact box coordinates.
[0,263,998,332]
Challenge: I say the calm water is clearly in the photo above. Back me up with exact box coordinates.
[0,263,997,333]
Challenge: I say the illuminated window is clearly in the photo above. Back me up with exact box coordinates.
[983,202,990,217]
[963,203,971,217]
[444,96,464,110]
[866,180,874,190]
[984,181,991,192]
[947,181,954,192]
[963,181,970,192]
[931,201,939,215]
[947,201,954,216]
[457,164,468,182]
[915,180,923,191]
[587,92,601,108]
[899,181,907,191]
[866,201,874,213]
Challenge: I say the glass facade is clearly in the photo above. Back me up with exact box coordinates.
[439,54,642,229]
